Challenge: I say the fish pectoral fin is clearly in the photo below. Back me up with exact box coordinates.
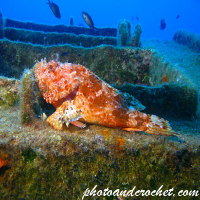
[47,108,64,130]
[47,100,84,130]
[71,120,86,128]
[122,127,142,132]
[62,101,84,128]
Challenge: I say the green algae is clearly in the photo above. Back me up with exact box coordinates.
[0,88,19,106]
[22,112,28,123]
[21,148,37,163]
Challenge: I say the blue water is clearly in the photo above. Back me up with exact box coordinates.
[1,0,200,40]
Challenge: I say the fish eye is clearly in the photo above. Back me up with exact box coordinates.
[49,65,54,70]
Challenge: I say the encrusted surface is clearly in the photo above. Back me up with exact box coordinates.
[0,40,152,86]
[0,106,200,199]
[0,76,20,106]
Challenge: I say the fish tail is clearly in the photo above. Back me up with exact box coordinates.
[125,112,176,136]
[144,115,176,136]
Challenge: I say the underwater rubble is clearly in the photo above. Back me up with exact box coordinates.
[0,17,200,199]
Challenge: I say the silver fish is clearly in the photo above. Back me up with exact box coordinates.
[82,11,97,29]
[47,0,61,19]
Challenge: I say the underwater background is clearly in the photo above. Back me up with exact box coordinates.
[1,0,200,40]
[0,0,200,200]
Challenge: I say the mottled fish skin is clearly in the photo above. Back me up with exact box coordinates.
[82,11,97,29]
[34,59,175,136]
[47,0,61,19]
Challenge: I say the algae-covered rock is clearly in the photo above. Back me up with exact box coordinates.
[149,51,195,86]
[0,40,151,85]
[117,20,131,46]
[0,76,20,106]
[117,21,142,47]
[5,18,117,37]
[20,69,39,123]
[0,106,200,199]
[4,27,117,47]
[131,24,142,47]
[115,83,198,118]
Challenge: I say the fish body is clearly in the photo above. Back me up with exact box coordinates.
[47,0,61,19]
[34,60,174,136]
[176,14,180,19]
[82,11,97,29]
[160,18,166,30]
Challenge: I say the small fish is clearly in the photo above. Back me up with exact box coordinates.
[162,75,168,83]
[47,0,61,19]
[34,59,175,136]
[136,15,139,20]
[176,14,180,19]
[82,11,98,29]
[160,18,166,30]
[131,16,134,21]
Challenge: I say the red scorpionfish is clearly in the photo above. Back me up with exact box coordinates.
[34,59,175,136]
